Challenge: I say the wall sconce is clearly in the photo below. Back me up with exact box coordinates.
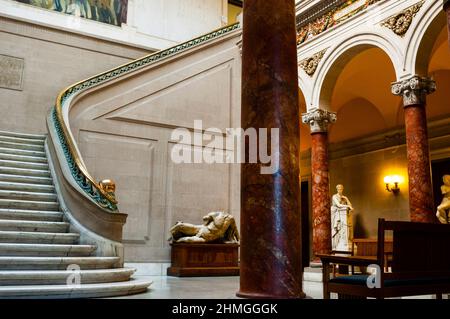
[384,175,401,195]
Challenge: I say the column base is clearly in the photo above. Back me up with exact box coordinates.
[236,291,306,299]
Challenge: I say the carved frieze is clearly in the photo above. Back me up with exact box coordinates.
[296,0,382,45]
[299,49,327,77]
[381,1,425,37]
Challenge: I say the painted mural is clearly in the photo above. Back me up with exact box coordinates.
[14,0,128,26]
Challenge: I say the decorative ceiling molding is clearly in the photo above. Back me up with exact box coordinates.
[381,1,425,37]
[296,0,382,45]
[299,49,327,76]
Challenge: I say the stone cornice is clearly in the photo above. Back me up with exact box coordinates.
[302,109,337,133]
[381,1,425,37]
[296,0,343,28]
[391,75,436,107]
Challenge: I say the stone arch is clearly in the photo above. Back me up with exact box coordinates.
[311,32,403,111]
[404,0,446,77]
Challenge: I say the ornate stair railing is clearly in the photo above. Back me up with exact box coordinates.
[50,22,241,212]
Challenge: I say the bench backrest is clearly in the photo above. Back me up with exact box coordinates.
[378,219,450,277]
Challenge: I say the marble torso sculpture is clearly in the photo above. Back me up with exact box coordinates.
[331,184,354,252]
[169,211,240,243]
[436,175,450,224]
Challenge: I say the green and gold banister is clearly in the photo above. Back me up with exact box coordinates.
[51,22,241,212]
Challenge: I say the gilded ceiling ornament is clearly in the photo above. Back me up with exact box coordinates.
[299,49,327,77]
[302,109,337,133]
[381,1,425,37]
[391,75,436,107]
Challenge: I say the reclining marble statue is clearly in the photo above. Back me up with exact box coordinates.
[436,175,450,224]
[169,211,240,243]
[331,184,354,252]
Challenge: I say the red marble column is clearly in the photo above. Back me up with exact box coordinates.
[237,0,305,299]
[392,76,436,223]
[302,110,336,261]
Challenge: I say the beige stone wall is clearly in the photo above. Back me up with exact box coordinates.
[329,146,410,238]
[69,31,242,262]
[0,16,150,134]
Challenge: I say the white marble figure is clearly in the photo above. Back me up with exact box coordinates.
[436,175,450,224]
[331,184,354,252]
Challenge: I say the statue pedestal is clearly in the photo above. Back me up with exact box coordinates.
[332,208,353,252]
[167,243,240,277]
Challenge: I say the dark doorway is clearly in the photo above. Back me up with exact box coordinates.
[432,158,450,212]
[301,180,310,268]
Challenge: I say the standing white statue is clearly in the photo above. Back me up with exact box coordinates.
[436,175,450,224]
[331,184,354,252]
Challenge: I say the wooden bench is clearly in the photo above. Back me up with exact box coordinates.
[319,219,450,299]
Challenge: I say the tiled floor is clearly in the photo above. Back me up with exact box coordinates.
[112,275,444,299]
[112,276,323,299]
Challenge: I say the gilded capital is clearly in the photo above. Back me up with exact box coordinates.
[302,109,337,134]
[391,76,436,107]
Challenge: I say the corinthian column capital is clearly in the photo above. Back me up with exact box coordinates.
[391,75,436,107]
[301,109,337,134]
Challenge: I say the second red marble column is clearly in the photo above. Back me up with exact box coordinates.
[392,76,436,223]
[302,109,336,261]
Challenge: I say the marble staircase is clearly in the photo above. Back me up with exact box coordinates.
[0,130,151,298]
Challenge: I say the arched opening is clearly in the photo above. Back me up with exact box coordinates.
[319,46,407,238]
[299,87,312,267]
[424,22,450,214]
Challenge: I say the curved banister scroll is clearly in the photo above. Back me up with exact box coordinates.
[50,22,241,212]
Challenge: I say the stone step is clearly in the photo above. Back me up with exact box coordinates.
[0,209,63,222]
[0,141,45,152]
[0,268,135,286]
[0,174,53,186]
[0,167,50,178]
[0,190,57,202]
[0,190,57,203]
[0,153,47,164]
[0,199,60,211]
[0,243,96,257]
[0,231,79,244]
[0,181,55,194]
[0,256,120,270]
[0,147,46,158]
[0,130,46,141]
[0,159,48,171]
[0,279,152,298]
[0,135,44,146]
[0,220,68,233]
